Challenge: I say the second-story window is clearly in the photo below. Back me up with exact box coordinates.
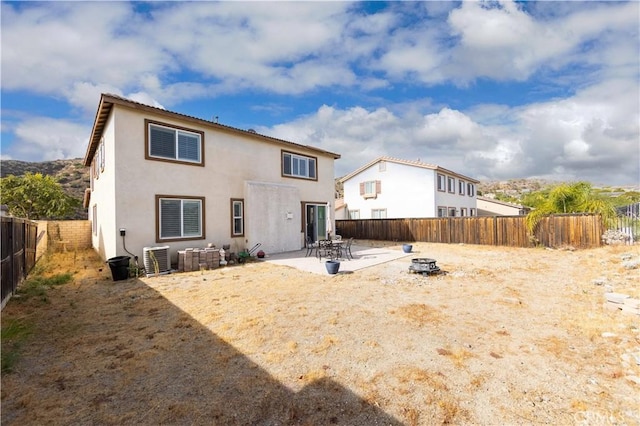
[360,180,381,199]
[467,183,475,197]
[146,120,204,165]
[447,177,455,193]
[437,174,446,191]
[282,151,317,180]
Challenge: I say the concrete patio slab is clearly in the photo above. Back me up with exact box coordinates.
[262,244,414,275]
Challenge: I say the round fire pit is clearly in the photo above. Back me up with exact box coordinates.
[408,258,440,275]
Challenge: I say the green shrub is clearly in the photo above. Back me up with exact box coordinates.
[1,319,33,373]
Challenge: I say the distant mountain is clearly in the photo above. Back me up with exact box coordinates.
[2,159,635,221]
[0,158,89,219]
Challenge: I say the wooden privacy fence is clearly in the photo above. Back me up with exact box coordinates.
[1,217,38,308]
[336,214,605,249]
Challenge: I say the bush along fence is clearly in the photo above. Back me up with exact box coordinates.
[1,217,38,309]
[336,213,610,249]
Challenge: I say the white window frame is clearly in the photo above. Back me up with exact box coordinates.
[90,161,95,191]
[364,181,376,197]
[437,206,447,217]
[448,207,457,217]
[467,183,475,197]
[447,177,455,193]
[437,174,446,192]
[282,151,317,180]
[147,120,203,165]
[460,207,467,217]
[92,204,97,236]
[231,199,244,237]
[459,180,465,195]
[371,208,387,219]
[348,210,360,219]
[157,195,204,242]
[470,208,476,216]
[99,137,105,172]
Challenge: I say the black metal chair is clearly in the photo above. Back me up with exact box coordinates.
[343,237,354,260]
[317,239,333,261]
[305,237,318,257]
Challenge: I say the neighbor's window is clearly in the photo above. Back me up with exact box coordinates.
[157,195,204,241]
[371,208,387,219]
[470,208,476,216]
[147,120,204,165]
[282,151,317,180]
[231,199,244,237]
[459,180,465,195]
[460,207,467,217]
[360,180,381,199]
[379,161,386,172]
[448,207,457,217]
[437,174,446,191]
[467,183,475,197]
[349,210,360,219]
[437,206,447,217]
[447,177,455,193]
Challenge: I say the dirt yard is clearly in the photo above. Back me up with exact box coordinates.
[2,242,639,425]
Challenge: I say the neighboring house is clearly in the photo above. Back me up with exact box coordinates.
[83,94,340,264]
[339,157,479,219]
[476,196,531,216]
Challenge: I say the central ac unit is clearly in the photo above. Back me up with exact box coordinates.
[143,246,171,276]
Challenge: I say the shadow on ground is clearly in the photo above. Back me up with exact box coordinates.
[1,266,402,425]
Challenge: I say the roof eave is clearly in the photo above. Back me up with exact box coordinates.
[82,93,341,167]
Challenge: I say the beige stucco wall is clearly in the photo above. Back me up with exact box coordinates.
[89,104,337,263]
[477,198,525,216]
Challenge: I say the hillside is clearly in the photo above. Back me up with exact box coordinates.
[1,158,89,219]
[1,159,636,221]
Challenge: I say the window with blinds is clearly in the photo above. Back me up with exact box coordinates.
[146,120,204,165]
[157,195,204,241]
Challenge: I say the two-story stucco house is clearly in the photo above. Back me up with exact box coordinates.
[83,94,340,265]
[338,157,478,219]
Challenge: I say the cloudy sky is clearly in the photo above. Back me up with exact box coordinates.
[1,1,639,186]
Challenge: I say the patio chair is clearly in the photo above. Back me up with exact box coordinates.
[317,239,334,261]
[343,237,354,260]
[305,237,318,257]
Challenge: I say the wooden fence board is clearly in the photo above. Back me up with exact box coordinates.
[2,217,38,309]
[336,214,605,249]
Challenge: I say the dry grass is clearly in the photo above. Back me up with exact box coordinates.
[2,243,639,425]
[394,303,445,326]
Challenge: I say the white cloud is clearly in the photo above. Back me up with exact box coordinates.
[1,1,638,185]
[444,1,639,84]
[262,72,639,185]
[7,117,88,161]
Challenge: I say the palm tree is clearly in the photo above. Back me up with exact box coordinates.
[525,182,617,233]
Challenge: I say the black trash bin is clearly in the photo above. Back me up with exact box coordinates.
[107,256,131,281]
